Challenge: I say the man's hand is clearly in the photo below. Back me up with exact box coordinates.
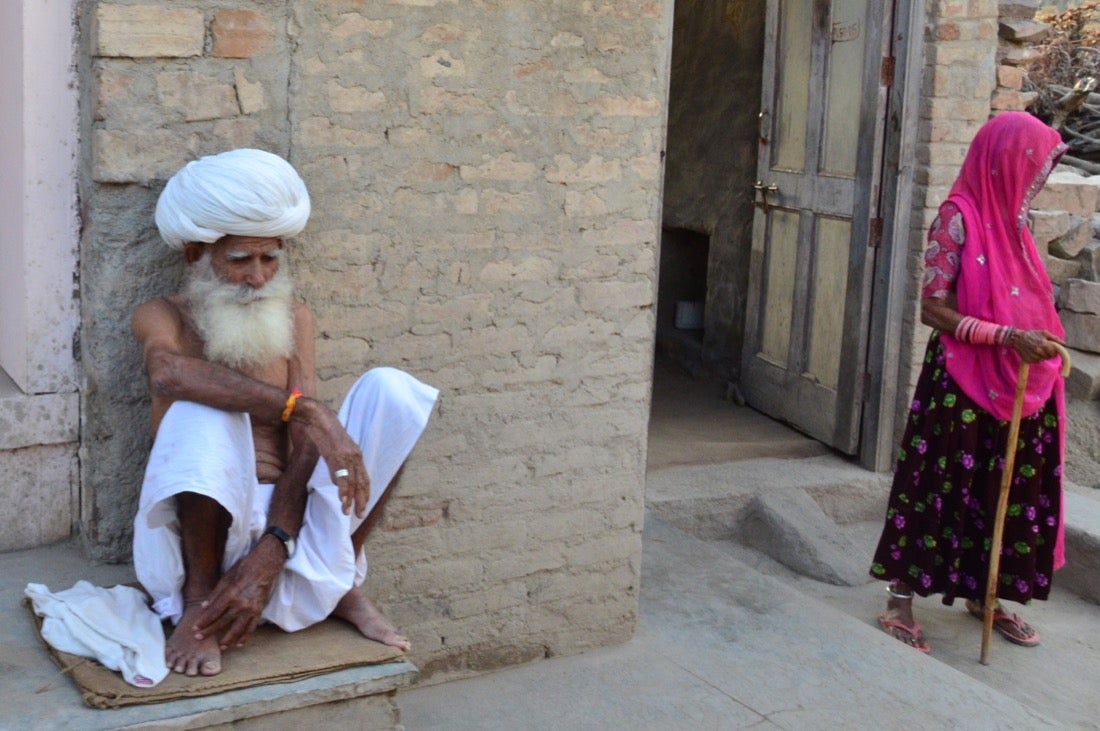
[192,537,285,649]
[294,399,371,517]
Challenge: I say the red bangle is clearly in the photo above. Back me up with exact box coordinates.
[281,388,302,422]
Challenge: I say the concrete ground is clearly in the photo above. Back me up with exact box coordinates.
[4,355,1098,729]
[400,357,1100,730]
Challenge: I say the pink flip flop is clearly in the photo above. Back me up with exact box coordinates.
[965,600,1041,647]
[878,614,932,653]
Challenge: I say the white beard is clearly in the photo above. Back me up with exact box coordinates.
[184,255,296,370]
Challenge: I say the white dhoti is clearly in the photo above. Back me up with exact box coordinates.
[133,367,439,632]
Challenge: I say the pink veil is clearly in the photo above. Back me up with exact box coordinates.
[939,111,1068,568]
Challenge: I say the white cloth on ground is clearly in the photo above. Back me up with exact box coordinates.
[133,367,439,631]
[154,148,311,250]
[24,581,169,687]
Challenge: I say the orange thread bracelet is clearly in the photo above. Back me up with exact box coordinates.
[281,388,303,422]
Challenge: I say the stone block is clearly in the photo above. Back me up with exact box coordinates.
[1058,492,1100,603]
[999,0,1041,21]
[96,4,204,58]
[1046,255,1082,285]
[1059,278,1100,315]
[1029,209,1071,248]
[1032,172,1100,218]
[998,19,1050,43]
[1078,240,1100,281]
[1064,347,1100,400]
[0,444,76,552]
[738,490,868,586]
[212,9,275,58]
[997,64,1026,90]
[998,46,1042,66]
[1051,214,1092,258]
[1062,310,1100,353]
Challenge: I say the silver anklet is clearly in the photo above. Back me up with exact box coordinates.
[886,584,913,600]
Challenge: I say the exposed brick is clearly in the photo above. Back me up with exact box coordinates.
[233,68,267,114]
[333,16,394,39]
[91,128,192,183]
[936,22,962,41]
[592,96,662,116]
[989,88,1038,110]
[212,9,275,59]
[460,153,538,182]
[157,71,240,122]
[997,64,1026,90]
[328,80,388,113]
[420,24,465,43]
[95,4,203,58]
[421,50,466,78]
[93,67,136,121]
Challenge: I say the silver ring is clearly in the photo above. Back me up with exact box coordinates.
[334,468,350,479]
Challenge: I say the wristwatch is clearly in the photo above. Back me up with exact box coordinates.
[263,525,296,558]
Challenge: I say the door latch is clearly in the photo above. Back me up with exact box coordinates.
[752,181,779,213]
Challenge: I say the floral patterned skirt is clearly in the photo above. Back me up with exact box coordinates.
[869,334,1062,605]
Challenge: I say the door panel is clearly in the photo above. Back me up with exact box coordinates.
[742,0,890,453]
[761,208,800,365]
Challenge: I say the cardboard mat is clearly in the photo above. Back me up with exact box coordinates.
[25,598,405,709]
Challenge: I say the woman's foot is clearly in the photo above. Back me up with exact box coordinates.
[165,600,223,676]
[964,599,1040,647]
[333,588,411,652]
[878,582,931,653]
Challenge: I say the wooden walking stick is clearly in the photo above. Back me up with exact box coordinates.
[981,342,1072,665]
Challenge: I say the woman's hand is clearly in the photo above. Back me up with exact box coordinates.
[1011,329,1067,364]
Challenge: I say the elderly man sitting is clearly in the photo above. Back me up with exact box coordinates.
[132,149,438,677]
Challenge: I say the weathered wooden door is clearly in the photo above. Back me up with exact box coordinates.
[741,0,892,454]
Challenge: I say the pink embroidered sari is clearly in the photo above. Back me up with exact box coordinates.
[940,111,1068,568]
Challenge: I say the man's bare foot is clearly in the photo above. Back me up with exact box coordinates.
[333,588,411,652]
[166,601,223,676]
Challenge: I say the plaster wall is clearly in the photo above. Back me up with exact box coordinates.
[80,0,671,679]
[0,1,81,552]
[661,0,766,378]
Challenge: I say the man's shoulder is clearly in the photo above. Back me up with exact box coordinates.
[133,295,187,334]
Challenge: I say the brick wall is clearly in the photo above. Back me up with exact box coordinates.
[81,0,671,679]
[896,0,1000,408]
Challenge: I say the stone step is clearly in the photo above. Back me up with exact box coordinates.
[0,541,419,731]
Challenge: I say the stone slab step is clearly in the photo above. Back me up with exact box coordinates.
[0,541,419,731]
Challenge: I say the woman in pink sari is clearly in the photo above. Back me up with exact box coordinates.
[870,112,1069,653]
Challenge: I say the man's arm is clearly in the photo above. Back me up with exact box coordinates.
[132,299,371,515]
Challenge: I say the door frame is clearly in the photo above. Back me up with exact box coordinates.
[860,0,927,470]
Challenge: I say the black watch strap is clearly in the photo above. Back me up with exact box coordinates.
[263,525,294,558]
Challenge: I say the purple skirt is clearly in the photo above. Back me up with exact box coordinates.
[869,334,1062,605]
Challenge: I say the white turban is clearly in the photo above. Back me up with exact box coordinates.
[155,148,311,250]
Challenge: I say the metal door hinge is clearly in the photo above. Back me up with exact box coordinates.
[881,56,895,87]
[869,217,883,248]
